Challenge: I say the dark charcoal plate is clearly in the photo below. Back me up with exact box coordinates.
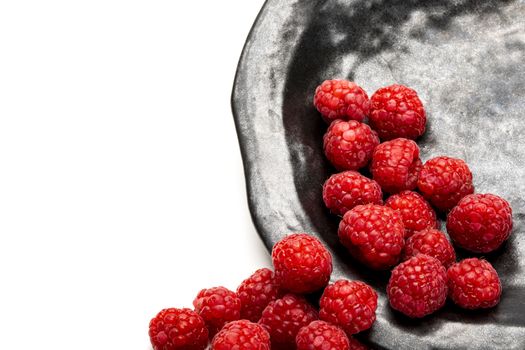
[232,1,525,349]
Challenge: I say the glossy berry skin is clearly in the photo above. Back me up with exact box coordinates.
[338,204,405,270]
[237,268,282,322]
[272,233,333,294]
[323,171,383,216]
[369,84,426,140]
[417,156,474,212]
[149,308,208,350]
[319,280,378,335]
[447,258,502,309]
[387,255,447,318]
[193,287,241,336]
[211,320,270,350]
[259,294,318,348]
[323,120,380,171]
[402,229,456,268]
[385,191,438,238]
[447,194,513,253]
[296,321,350,350]
[313,80,370,123]
[370,138,422,194]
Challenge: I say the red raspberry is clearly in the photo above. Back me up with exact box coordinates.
[236,268,282,322]
[385,191,438,238]
[370,138,422,194]
[149,308,208,350]
[313,79,370,123]
[338,204,404,270]
[323,171,383,216]
[447,258,502,309]
[319,280,378,335]
[447,193,512,253]
[193,287,241,336]
[272,233,333,294]
[211,320,270,350]
[417,156,474,212]
[323,120,380,171]
[369,84,426,140]
[259,294,318,348]
[402,229,456,268]
[296,321,350,350]
[387,254,447,318]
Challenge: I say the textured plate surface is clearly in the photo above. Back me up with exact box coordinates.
[232,1,525,349]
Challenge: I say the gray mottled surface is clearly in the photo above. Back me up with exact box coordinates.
[231,0,525,349]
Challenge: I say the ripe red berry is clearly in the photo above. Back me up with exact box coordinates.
[417,156,474,212]
[323,120,380,171]
[313,79,370,123]
[323,170,383,216]
[387,254,447,318]
[402,229,456,268]
[149,308,208,350]
[447,258,502,309]
[385,191,438,238]
[296,321,350,350]
[259,294,318,348]
[338,204,405,270]
[369,84,426,140]
[236,268,282,322]
[193,287,241,336]
[211,320,271,350]
[447,194,513,253]
[370,138,422,194]
[272,233,333,294]
[319,280,378,335]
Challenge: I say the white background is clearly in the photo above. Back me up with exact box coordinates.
[0,1,268,348]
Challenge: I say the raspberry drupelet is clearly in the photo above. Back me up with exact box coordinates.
[296,321,351,350]
[402,229,456,268]
[211,320,271,350]
[236,268,282,322]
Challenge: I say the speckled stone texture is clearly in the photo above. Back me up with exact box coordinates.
[232,0,525,349]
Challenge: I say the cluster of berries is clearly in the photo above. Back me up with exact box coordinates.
[149,233,370,349]
[316,79,513,318]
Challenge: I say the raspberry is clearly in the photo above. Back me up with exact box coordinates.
[211,320,270,350]
[272,233,333,294]
[193,287,241,336]
[447,193,512,253]
[323,171,383,216]
[236,268,282,322]
[385,190,438,238]
[387,254,447,318]
[447,258,502,309]
[370,138,422,194]
[319,280,378,335]
[323,120,380,171]
[296,321,350,350]
[259,294,318,348]
[417,156,474,212]
[313,79,370,123]
[338,204,405,269]
[149,308,208,350]
[402,229,456,268]
[369,84,426,140]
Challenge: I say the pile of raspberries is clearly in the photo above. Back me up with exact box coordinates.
[148,80,513,350]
